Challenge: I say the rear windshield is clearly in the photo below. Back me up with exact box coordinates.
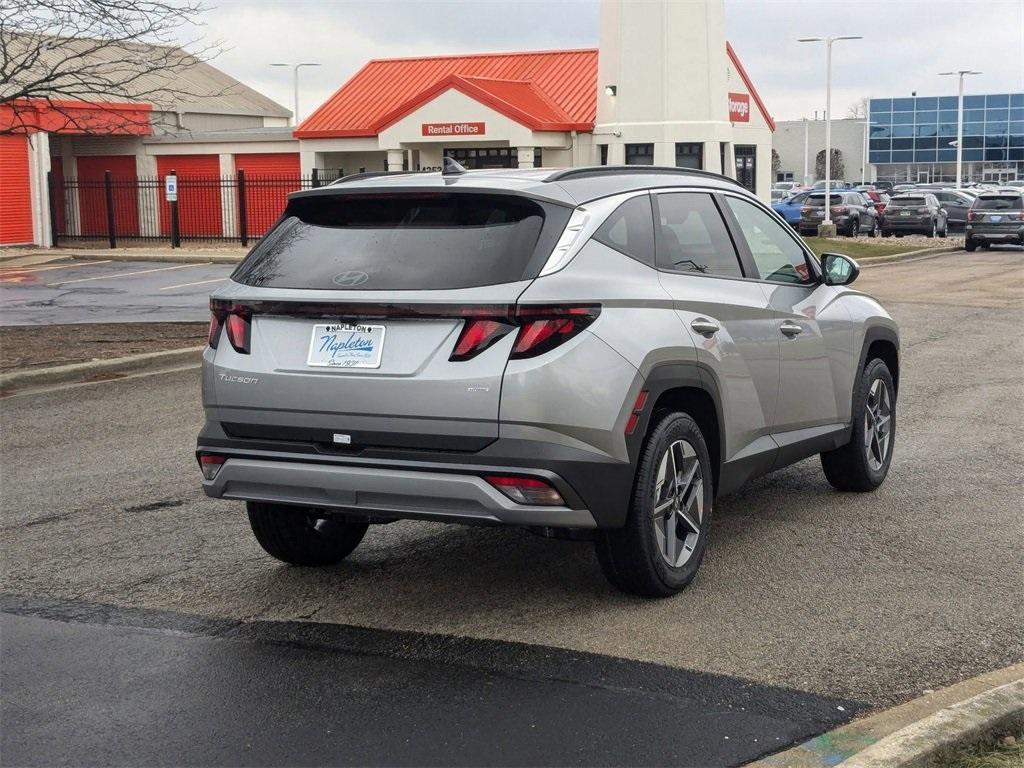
[973,196,1023,210]
[232,192,568,290]
[891,197,926,206]
[807,194,842,205]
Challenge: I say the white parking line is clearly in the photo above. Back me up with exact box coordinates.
[160,277,228,291]
[46,262,211,287]
[0,260,113,274]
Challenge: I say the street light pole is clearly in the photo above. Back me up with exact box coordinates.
[803,117,809,185]
[270,62,321,125]
[939,70,981,189]
[798,35,861,230]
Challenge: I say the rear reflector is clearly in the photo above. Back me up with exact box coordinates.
[484,475,565,506]
[624,390,649,435]
[198,454,225,480]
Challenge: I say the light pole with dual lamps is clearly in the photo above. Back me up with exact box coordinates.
[938,70,981,189]
[798,35,862,235]
[270,62,321,126]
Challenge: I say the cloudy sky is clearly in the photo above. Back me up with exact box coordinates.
[187,0,1024,123]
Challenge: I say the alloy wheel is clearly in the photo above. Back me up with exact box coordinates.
[864,378,893,471]
[652,439,704,567]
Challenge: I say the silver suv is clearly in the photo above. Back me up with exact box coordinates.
[197,163,900,597]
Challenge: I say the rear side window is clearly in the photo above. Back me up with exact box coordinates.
[973,196,1023,210]
[233,193,567,290]
[593,194,655,266]
[655,192,743,278]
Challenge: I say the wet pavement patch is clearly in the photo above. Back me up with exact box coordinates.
[2,594,864,767]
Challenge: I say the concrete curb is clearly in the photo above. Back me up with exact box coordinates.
[858,245,962,267]
[750,662,1024,767]
[0,346,204,395]
[59,250,244,264]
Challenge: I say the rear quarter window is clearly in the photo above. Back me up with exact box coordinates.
[232,192,570,290]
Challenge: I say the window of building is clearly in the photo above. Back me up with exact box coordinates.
[593,194,655,266]
[625,143,654,165]
[655,192,743,278]
[675,143,703,170]
[734,145,756,193]
[599,144,608,166]
[723,196,811,285]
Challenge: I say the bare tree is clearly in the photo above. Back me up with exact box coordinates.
[771,148,781,176]
[815,148,845,180]
[846,98,868,119]
[0,0,222,135]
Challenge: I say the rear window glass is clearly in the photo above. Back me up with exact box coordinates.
[973,196,1023,210]
[232,193,566,290]
[807,194,843,205]
[891,197,926,206]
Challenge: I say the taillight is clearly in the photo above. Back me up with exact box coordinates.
[967,210,976,221]
[449,318,515,361]
[511,305,599,359]
[198,454,225,480]
[801,206,813,214]
[831,205,849,214]
[484,475,565,505]
[917,207,930,214]
[210,299,251,354]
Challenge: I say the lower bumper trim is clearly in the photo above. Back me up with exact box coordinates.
[203,457,598,528]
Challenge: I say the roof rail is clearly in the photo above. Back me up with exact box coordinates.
[330,170,421,185]
[544,165,745,188]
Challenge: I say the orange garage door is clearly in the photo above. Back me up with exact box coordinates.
[75,155,140,237]
[156,155,222,238]
[0,135,34,244]
[234,152,301,236]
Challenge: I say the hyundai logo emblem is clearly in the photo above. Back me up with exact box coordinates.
[332,270,370,287]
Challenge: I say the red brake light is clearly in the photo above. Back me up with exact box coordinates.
[510,305,599,359]
[967,210,976,221]
[198,454,225,480]
[831,205,849,214]
[917,207,930,214]
[210,299,251,354]
[484,475,565,505]
[449,319,515,361]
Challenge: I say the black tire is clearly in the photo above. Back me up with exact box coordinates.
[982,242,992,250]
[868,218,880,238]
[845,218,858,237]
[938,219,948,238]
[247,502,368,566]
[595,411,714,598]
[965,237,977,252]
[821,358,896,492]
[882,230,891,238]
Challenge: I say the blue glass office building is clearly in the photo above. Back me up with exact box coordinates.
[868,93,1024,183]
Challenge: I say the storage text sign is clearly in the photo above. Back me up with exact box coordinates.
[421,122,486,137]
[728,93,750,123]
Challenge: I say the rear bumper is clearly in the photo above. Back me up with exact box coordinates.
[966,224,1024,242]
[203,457,598,528]
[197,421,635,528]
[881,219,931,232]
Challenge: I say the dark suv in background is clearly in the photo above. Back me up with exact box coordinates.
[800,191,880,237]
[881,193,948,238]
[965,191,1024,250]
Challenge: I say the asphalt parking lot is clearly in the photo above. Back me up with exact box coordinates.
[0,258,234,325]
[2,248,1022,765]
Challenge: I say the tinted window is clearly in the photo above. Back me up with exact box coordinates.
[655,193,742,278]
[808,194,843,206]
[233,193,562,290]
[973,196,1023,210]
[724,196,812,285]
[593,194,655,266]
[891,196,926,206]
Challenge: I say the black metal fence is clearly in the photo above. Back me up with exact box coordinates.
[48,168,343,247]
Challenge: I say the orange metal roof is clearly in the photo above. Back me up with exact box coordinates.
[295,49,598,138]
[295,45,773,138]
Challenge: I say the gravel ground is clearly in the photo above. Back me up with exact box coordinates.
[0,322,206,371]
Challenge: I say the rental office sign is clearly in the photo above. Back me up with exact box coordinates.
[421,122,486,136]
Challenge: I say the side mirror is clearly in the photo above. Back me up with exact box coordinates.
[821,253,860,287]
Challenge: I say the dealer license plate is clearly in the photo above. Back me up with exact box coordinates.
[307,323,386,368]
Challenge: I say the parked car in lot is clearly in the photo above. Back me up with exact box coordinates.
[965,191,1024,250]
[772,189,811,227]
[861,189,890,217]
[932,190,975,228]
[812,179,850,190]
[800,191,880,237]
[196,163,900,597]
[881,194,948,238]
[872,181,895,193]
[772,181,800,192]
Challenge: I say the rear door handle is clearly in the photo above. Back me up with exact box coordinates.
[690,318,720,336]
[779,321,803,337]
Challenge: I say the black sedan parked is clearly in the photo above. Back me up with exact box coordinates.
[799,191,880,237]
[933,190,975,229]
[881,194,948,238]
